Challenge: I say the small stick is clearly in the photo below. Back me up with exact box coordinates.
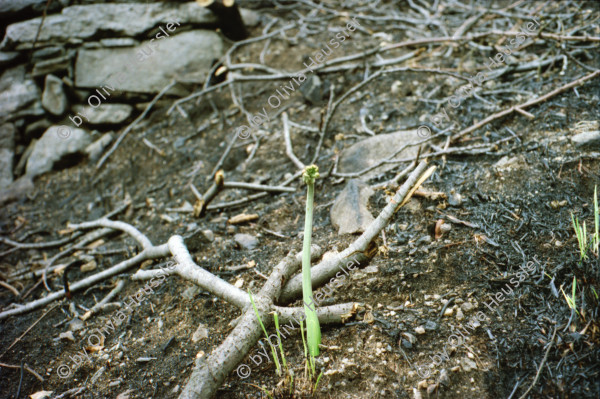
[453,70,600,141]
[223,181,295,193]
[194,171,225,217]
[0,234,81,250]
[0,304,58,359]
[282,112,306,170]
[0,281,20,296]
[0,362,44,383]
[517,326,558,399]
[96,81,176,170]
[80,280,127,321]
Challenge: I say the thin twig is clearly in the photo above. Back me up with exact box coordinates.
[96,81,177,170]
[518,326,558,399]
[452,70,600,141]
[282,112,306,170]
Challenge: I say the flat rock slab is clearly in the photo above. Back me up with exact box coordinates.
[1,2,259,49]
[338,130,421,180]
[75,30,224,93]
[1,3,213,48]
[26,126,92,178]
[73,104,133,125]
[330,180,375,235]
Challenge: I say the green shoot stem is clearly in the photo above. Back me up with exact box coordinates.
[302,165,321,357]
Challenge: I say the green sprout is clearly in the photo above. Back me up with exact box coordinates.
[572,213,588,259]
[560,277,579,316]
[593,185,599,254]
[272,312,287,371]
[300,319,323,393]
[301,165,321,357]
[571,185,599,259]
[248,290,281,376]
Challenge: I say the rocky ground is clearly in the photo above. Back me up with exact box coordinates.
[1,0,599,398]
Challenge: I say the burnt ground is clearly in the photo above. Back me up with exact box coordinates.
[1,1,600,398]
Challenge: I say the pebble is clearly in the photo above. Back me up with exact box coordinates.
[415,326,426,335]
[461,302,474,313]
[439,368,450,386]
[456,308,464,321]
[417,380,428,389]
[202,230,214,242]
[461,358,477,372]
[427,383,438,395]
[192,323,209,342]
[234,233,258,250]
[444,308,454,317]
[424,320,438,331]
[182,286,200,301]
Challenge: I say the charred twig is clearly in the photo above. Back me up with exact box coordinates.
[282,112,306,170]
[0,362,44,383]
[97,81,177,170]
[517,326,558,399]
[223,181,296,193]
[0,219,170,321]
[193,171,225,217]
[0,304,59,358]
[452,69,600,141]
[80,280,127,321]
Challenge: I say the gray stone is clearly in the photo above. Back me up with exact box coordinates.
[0,123,15,189]
[32,54,72,77]
[73,104,132,125]
[0,122,15,148]
[202,230,215,242]
[0,51,19,66]
[75,30,224,93]
[24,119,51,140]
[234,233,259,250]
[571,130,600,148]
[0,66,40,120]
[0,0,46,14]
[25,125,92,178]
[424,320,438,331]
[100,38,139,47]
[42,74,67,115]
[14,138,36,176]
[448,190,463,206]
[338,130,422,180]
[191,323,209,342]
[0,176,34,206]
[182,286,201,301]
[85,132,113,162]
[330,179,375,235]
[32,46,65,61]
[300,74,323,104]
[460,357,477,372]
[1,3,215,48]
[438,369,450,386]
[0,148,14,189]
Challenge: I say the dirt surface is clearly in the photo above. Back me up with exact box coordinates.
[1,1,600,398]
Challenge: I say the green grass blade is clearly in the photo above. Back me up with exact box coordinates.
[272,312,287,370]
[249,290,281,375]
